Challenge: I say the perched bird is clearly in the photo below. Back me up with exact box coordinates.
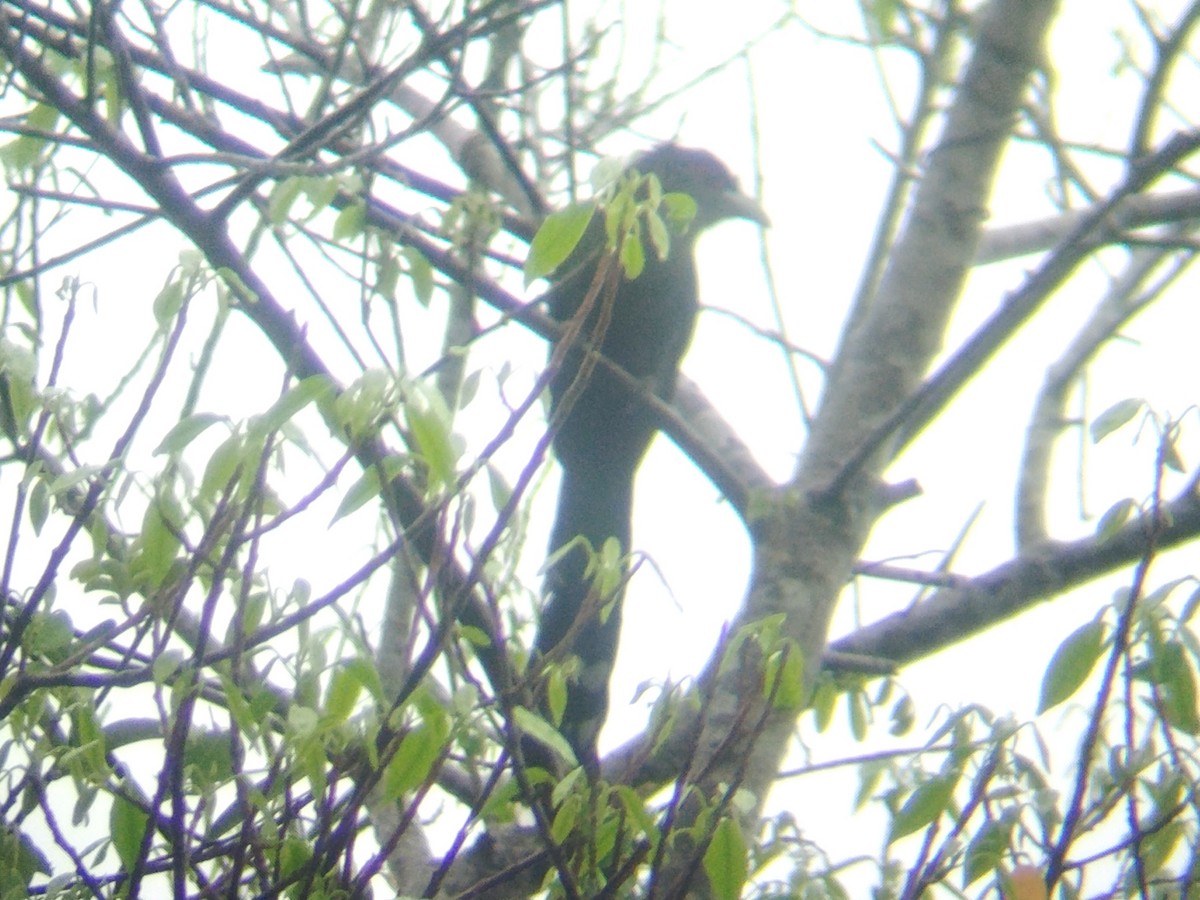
[528,144,769,772]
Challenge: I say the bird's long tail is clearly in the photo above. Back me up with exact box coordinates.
[528,461,636,769]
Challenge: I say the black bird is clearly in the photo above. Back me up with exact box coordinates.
[528,145,768,772]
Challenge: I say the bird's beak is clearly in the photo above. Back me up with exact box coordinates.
[716,189,771,228]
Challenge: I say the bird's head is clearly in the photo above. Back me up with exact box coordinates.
[632,144,770,232]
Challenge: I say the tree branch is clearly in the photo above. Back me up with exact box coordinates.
[690,0,1064,856]
[831,485,1200,666]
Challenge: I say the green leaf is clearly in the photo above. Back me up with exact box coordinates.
[303,175,340,218]
[154,413,224,456]
[0,826,51,896]
[642,172,663,207]
[1090,397,1142,442]
[276,835,312,881]
[1038,619,1106,713]
[14,280,36,320]
[1095,497,1137,541]
[662,192,698,232]
[183,731,234,790]
[0,337,36,378]
[486,462,512,513]
[267,177,304,225]
[199,432,249,501]
[136,492,184,589]
[215,266,256,305]
[1179,585,1200,624]
[110,791,150,872]
[890,695,915,736]
[765,643,806,710]
[1157,641,1200,734]
[546,666,568,726]
[458,624,491,650]
[23,610,73,662]
[1,103,60,171]
[590,536,624,602]
[963,818,1010,886]
[334,368,395,438]
[287,705,320,741]
[704,817,748,900]
[153,278,185,326]
[375,246,400,299]
[98,55,123,126]
[855,759,886,811]
[0,347,35,441]
[551,791,583,843]
[323,665,363,725]
[1141,819,1184,879]
[49,463,110,497]
[1163,436,1186,472]
[645,209,671,261]
[478,776,522,825]
[810,676,837,732]
[614,784,660,843]
[406,394,457,489]
[402,247,435,305]
[589,155,625,192]
[606,190,634,248]
[888,772,958,844]
[255,375,332,437]
[848,689,868,741]
[513,706,577,769]
[152,650,184,685]
[382,724,445,799]
[865,0,898,36]
[343,656,385,706]
[28,478,48,535]
[619,230,645,279]
[524,204,594,285]
[333,202,366,241]
[331,467,381,524]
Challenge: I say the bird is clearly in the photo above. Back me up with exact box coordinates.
[525,144,769,773]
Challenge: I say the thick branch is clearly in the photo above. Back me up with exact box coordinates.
[1014,230,1189,547]
[685,0,1063,859]
[831,486,1200,666]
[976,187,1200,264]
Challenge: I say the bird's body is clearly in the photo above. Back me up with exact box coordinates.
[529,145,767,772]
